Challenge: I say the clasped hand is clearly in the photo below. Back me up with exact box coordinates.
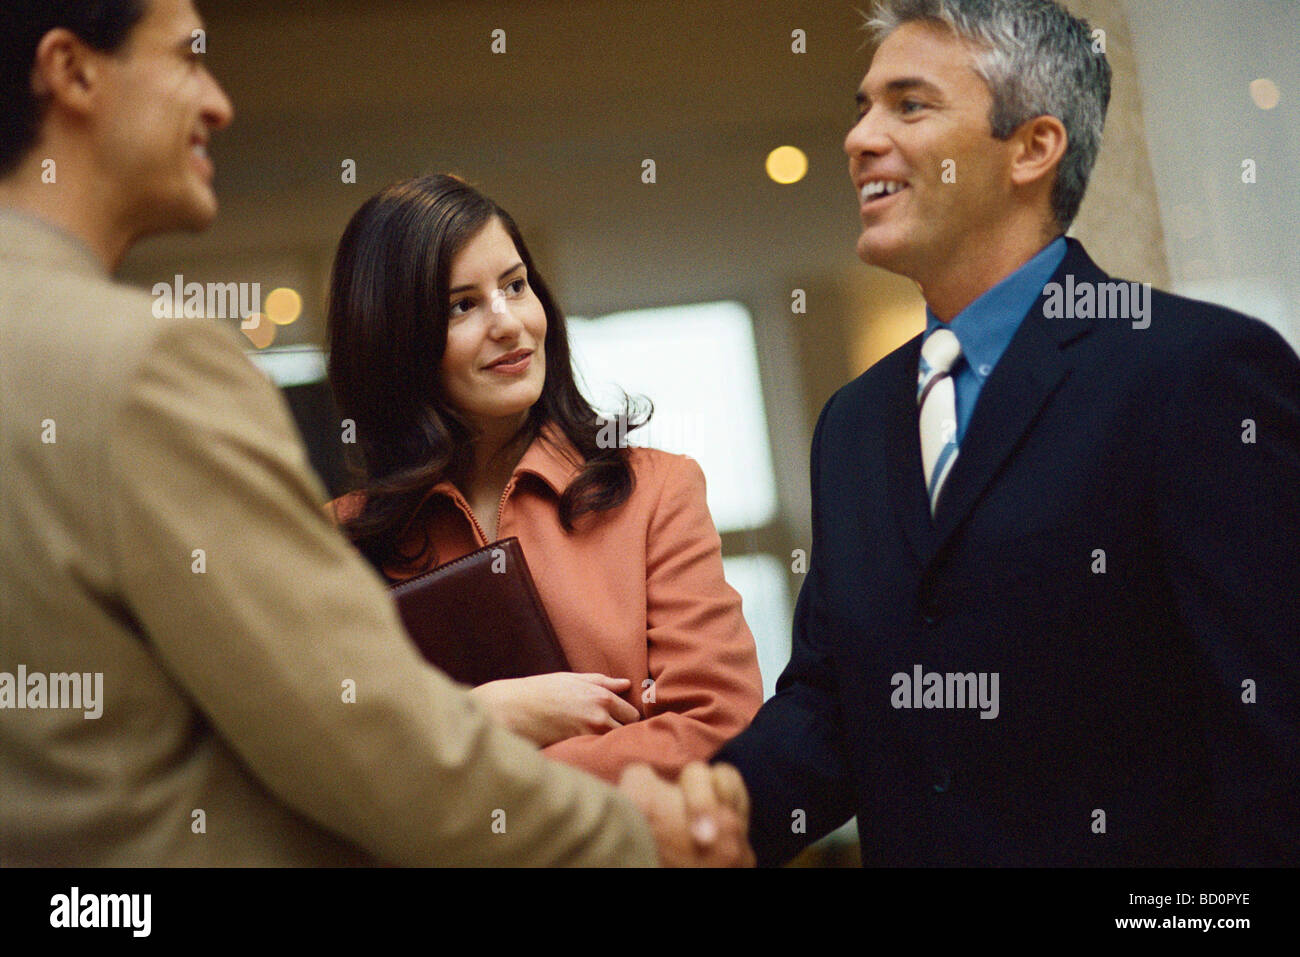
[470,674,755,865]
[618,761,755,867]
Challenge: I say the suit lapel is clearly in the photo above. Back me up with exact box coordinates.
[929,239,1101,553]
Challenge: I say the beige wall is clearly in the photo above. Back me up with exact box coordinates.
[1065,0,1169,286]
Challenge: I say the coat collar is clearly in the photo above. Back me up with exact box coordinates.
[425,419,586,504]
[888,237,1104,565]
[0,208,106,278]
[509,420,587,496]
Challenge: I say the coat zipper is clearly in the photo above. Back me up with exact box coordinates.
[496,477,518,539]
[453,476,520,546]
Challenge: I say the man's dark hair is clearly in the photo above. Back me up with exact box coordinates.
[0,0,147,176]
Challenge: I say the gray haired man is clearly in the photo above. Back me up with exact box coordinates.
[714,0,1300,866]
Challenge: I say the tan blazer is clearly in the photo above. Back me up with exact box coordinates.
[0,210,656,866]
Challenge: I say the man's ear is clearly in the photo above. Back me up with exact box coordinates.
[30,28,106,119]
[1008,114,1068,190]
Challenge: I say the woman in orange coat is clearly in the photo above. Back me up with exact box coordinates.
[325,174,763,783]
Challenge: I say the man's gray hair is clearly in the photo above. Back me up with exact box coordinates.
[866,0,1111,232]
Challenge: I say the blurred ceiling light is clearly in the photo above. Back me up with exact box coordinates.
[1249,78,1279,110]
[765,145,808,184]
[266,287,303,325]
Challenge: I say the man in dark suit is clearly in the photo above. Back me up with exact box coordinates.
[715,0,1300,866]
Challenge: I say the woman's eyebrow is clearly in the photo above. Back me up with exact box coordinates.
[449,262,525,296]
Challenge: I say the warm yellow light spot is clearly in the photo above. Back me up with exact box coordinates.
[1250,78,1280,110]
[242,314,276,349]
[852,302,926,374]
[265,287,303,325]
[766,146,808,184]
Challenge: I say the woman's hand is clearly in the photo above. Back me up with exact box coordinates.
[468,673,641,747]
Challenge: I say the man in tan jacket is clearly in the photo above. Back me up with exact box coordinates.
[0,0,752,867]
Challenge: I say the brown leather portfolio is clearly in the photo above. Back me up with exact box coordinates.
[389,537,570,686]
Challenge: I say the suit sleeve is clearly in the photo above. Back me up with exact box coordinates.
[104,320,657,867]
[1153,317,1300,865]
[712,394,857,866]
[542,455,764,781]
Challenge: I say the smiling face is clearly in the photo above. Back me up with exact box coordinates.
[439,216,548,433]
[93,0,233,237]
[844,21,1018,285]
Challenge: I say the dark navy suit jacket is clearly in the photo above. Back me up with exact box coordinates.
[716,239,1300,866]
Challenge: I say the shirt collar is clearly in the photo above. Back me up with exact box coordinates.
[924,236,1067,381]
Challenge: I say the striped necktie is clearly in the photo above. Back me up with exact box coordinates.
[917,327,962,516]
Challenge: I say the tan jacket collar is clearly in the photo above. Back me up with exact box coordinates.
[0,208,107,278]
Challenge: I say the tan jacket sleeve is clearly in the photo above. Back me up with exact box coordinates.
[542,454,764,781]
[104,319,656,866]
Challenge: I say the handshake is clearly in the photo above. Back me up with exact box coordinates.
[616,761,755,867]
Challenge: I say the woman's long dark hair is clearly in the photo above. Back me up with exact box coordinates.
[327,173,649,572]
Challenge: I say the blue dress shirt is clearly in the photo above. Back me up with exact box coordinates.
[922,237,1067,444]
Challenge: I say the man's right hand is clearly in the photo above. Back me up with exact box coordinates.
[468,672,641,747]
[617,762,755,867]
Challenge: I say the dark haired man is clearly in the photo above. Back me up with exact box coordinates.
[0,0,752,867]
[715,0,1300,866]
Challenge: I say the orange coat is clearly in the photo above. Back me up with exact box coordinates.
[329,423,764,782]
